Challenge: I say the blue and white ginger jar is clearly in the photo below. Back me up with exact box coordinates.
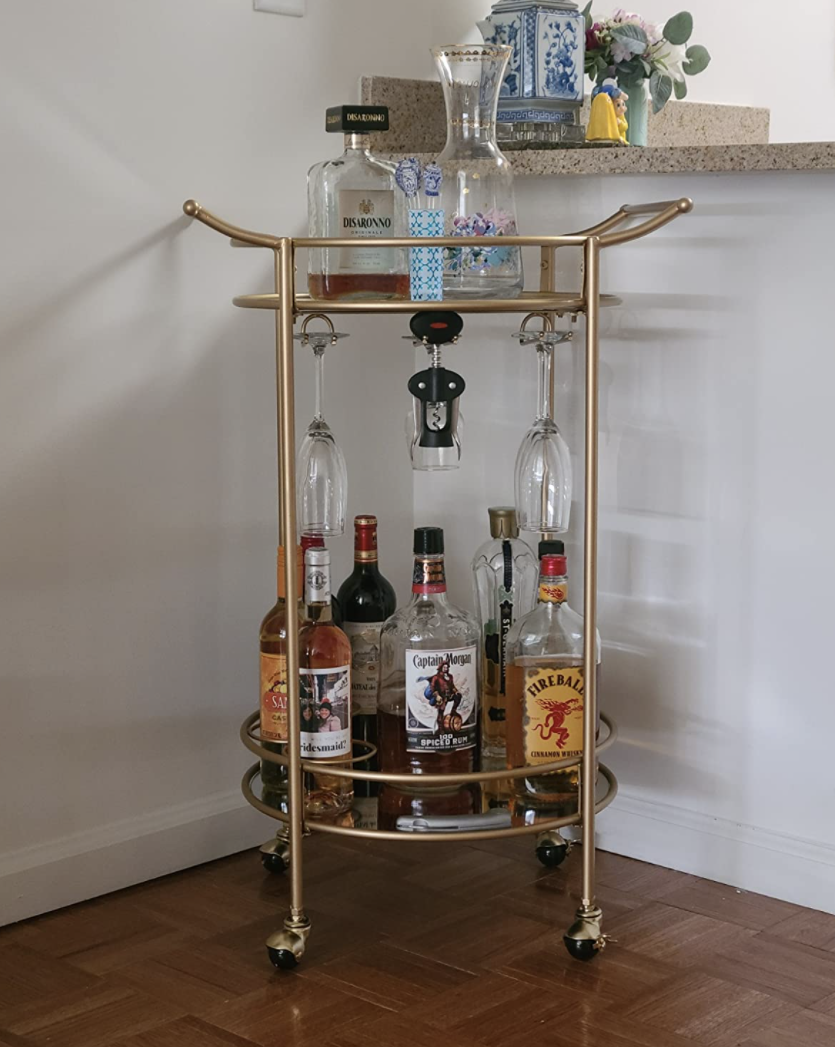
[478,0,585,124]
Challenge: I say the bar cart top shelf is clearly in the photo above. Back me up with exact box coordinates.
[182,196,692,316]
[233,290,622,314]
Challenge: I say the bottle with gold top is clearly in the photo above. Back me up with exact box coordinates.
[471,506,537,765]
[505,551,600,812]
[259,545,304,809]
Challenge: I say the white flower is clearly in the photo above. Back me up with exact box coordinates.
[654,40,688,82]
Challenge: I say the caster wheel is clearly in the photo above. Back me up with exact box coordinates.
[563,935,601,962]
[267,946,298,970]
[536,842,569,868]
[261,851,289,874]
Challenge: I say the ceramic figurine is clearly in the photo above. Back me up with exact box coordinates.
[478,0,585,136]
[585,82,629,146]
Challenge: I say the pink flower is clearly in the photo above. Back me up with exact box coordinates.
[586,21,602,50]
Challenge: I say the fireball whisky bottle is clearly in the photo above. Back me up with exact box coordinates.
[506,552,600,812]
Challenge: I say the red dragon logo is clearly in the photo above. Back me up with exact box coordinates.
[533,696,582,749]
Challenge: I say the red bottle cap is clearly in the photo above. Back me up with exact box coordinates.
[541,554,567,577]
[300,533,325,553]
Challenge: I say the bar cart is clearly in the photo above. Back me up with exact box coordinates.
[182,196,692,968]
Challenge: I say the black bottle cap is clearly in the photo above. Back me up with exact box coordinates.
[414,527,444,555]
[326,105,389,134]
[538,539,565,558]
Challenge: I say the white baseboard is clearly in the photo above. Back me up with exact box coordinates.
[598,792,835,915]
[0,791,266,926]
[4,788,833,927]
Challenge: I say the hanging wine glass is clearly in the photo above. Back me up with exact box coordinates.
[295,315,349,537]
[513,316,573,533]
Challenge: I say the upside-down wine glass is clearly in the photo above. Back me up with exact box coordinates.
[513,326,573,534]
[295,322,348,537]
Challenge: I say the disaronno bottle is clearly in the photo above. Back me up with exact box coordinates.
[472,507,537,765]
[307,105,409,301]
[378,527,480,779]
[506,551,600,812]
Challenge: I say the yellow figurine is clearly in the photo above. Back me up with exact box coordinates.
[585,82,629,146]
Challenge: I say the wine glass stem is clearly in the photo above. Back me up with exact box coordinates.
[537,345,553,421]
[313,346,325,422]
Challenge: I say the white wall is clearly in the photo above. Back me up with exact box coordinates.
[613,0,835,143]
[0,0,486,924]
[423,170,835,913]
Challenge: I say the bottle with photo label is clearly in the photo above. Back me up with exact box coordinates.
[298,547,354,816]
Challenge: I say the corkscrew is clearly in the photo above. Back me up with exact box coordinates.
[404,311,466,471]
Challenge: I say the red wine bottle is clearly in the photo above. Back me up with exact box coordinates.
[337,515,396,797]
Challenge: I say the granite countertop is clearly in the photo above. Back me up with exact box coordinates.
[361,76,835,177]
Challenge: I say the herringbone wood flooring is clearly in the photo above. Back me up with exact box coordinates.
[2,838,835,1047]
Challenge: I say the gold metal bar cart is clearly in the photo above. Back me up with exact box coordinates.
[182,196,692,967]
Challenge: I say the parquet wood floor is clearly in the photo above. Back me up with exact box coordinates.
[1,839,833,1047]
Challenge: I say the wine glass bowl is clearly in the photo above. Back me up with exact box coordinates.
[512,323,573,534]
[514,418,572,533]
[295,319,349,537]
[297,417,347,537]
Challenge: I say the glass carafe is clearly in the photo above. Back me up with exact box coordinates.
[432,44,524,300]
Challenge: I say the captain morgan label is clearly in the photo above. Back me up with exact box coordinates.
[517,665,584,765]
[343,621,385,716]
[338,189,395,272]
[299,665,351,759]
[260,653,288,742]
[405,646,477,753]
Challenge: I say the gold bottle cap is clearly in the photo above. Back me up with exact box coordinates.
[488,506,519,540]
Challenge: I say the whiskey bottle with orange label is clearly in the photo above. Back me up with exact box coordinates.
[259,545,304,809]
[506,551,600,812]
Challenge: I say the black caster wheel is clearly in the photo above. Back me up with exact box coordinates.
[563,935,601,961]
[261,851,289,874]
[267,946,298,970]
[536,842,569,868]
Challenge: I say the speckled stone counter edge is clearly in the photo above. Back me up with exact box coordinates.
[359,75,835,176]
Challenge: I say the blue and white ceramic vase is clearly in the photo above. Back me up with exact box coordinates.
[478,0,585,126]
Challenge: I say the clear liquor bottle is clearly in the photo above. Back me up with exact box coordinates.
[506,551,601,813]
[298,548,354,816]
[472,507,538,765]
[337,515,397,798]
[307,105,409,302]
[259,545,303,809]
[378,527,480,794]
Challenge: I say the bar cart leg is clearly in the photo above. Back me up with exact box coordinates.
[564,235,606,962]
[266,240,312,971]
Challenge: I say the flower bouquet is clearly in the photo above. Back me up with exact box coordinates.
[582,7,710,113]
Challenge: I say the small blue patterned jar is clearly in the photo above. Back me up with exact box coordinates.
[478,0,585,125]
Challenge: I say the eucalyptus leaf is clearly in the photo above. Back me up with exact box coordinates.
[640,58,652,76]
[674,77,688,99]
[663,11,693,46]
[649,70,673,113]
[582,0,592,30]
[683,44,711,75]
[610,23,648,49]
